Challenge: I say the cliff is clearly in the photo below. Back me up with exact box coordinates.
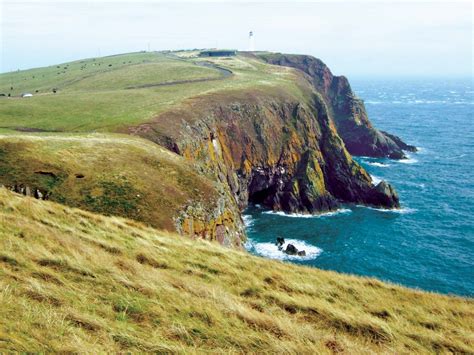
[257,53,417,159]
[0,51,402,247]
[130,73,400,221]
[0,135,244,247]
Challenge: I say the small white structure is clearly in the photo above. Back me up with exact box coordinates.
[21,93,33,98]
[248,31,255,52]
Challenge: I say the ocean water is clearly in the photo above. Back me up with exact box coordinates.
[245,78,474,297]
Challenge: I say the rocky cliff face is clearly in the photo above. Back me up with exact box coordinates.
[0,137,245,248]
[131,78,400,245]
[257,53,417,159]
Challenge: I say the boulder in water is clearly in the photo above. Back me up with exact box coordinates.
[284,244,298,255]
[276,237,285,250]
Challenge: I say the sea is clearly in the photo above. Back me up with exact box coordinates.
[244,78,474,297]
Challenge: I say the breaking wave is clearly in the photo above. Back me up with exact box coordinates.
[355,205,417,214]
[245,238,322,261]
[242,214,254,229]
[371,175,383,185]
[262,208,352,218]
[367,162,390,168]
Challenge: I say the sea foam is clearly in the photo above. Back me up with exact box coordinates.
[371,175,383,185]
[398,153,418,164]
[398,158,418,164]
[356,205,417,214]
[262,208,352,219]
[242,214,254,228]
[368,162,390,168]
[246,238,322,261]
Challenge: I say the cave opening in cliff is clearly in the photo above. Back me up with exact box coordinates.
[248,185,277,206]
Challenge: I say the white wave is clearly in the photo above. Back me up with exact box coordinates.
[242,214,254,228]
[262,208,352,218]
[246,238,322,261]
[398,157,418,164]
[368,162,390,168]
[398,153,418,164]
[371,175,382,185]
[356,205,417,214]
[445,153,466,160]
[366,99,472,105]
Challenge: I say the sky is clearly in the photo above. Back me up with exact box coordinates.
[0,0,472,77]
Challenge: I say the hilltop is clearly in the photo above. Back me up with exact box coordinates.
[0,51,405,245]
[0,188,472,352]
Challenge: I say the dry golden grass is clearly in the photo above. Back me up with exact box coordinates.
[0,188,473,353]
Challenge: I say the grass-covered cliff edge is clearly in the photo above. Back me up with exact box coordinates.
[0,50,406,246]
[1,189,473,353]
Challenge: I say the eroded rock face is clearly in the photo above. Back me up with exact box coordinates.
[258,53,417,159]
[131,83,400,246]
[128,55,406,246]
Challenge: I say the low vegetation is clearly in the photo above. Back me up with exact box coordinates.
[0,51,300,132]
[0,133,217,231]
[0,188,472,352]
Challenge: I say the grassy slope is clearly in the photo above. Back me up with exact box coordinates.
[0,133,217,231]
[0,52,300,239]
[0,52,299,132]
[0,188,473,353]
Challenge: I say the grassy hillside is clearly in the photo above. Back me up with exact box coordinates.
[0,52,221,96]
[0,133,221,232]
[0,52,300,132]
[0,188,473,353]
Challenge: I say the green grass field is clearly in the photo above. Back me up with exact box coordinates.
[0,189,472,352]
[0,51,300,132]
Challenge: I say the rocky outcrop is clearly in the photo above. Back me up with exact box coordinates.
[0,137,245,248]
[257,53,417,159]
[1,184,49,200]
[366,181,399,208]
[131,79,400,240]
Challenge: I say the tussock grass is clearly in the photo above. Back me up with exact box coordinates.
[0,133,218,232]
[0,188,472,353]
